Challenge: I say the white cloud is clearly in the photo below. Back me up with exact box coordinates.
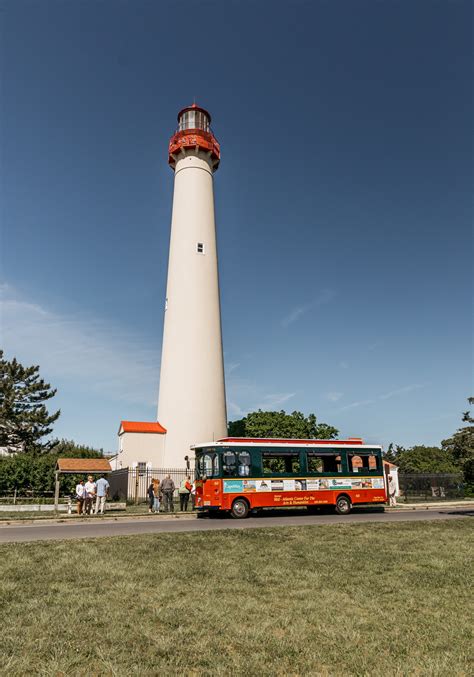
[255,392,296,411]
[281,289,336,327]
[368,341,383,351]
[0,285,296,422]
[1,285,160,406]
[281,305,308,327]
[225,371,296,419]
[227,401,245,417]
[339,398,375,411]
[326,391,343,402]
[338,384,425,412]
[379,384,424,400]
[225,362,240,374]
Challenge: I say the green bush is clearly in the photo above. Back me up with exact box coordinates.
[0,440,103,497]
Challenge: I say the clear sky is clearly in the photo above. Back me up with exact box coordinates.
[1,0,472,453]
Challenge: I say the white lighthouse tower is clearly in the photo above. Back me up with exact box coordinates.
[157,104,227,467]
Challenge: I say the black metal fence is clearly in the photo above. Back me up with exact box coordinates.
[108,469,466,504]
[108,467,189,503]
[398,473,464,502]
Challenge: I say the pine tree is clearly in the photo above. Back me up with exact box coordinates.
[383,443,398,463]
[442,397,474,483]
[0,350,60,453]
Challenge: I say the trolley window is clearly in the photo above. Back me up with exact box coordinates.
[347,452,380,473]
[306,453,343,474]
[222,450,251,477]
[262,452,300,475]
[197,452,219,478]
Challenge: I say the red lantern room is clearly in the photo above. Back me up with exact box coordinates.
[168,103,221,171]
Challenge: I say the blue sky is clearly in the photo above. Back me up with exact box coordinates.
[1,0,472,452]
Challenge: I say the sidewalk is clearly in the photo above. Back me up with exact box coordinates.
[1,500,472,526]
[386,499,474,511]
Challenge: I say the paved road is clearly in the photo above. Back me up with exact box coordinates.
[0,507,471,543]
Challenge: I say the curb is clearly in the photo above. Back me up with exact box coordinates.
[0,512,198,527]
[386,502,474,511]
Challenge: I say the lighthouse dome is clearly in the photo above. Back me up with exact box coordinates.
[177,103,211,132]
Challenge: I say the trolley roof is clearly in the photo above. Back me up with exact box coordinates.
[191,438,382,450]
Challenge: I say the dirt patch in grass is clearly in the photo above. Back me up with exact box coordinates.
[0,520,472,675]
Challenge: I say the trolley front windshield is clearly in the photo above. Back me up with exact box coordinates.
[196,450,219,479]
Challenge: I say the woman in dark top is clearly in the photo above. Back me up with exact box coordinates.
[147,482,155,513]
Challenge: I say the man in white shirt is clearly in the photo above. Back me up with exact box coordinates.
[388,475,397,507]
[84,475,96,515]
[95,475,110,515]
[75,479,85,515]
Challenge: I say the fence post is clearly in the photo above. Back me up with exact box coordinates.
[13,488,17,505]
[134,470,139,505]
[54,471,60,511]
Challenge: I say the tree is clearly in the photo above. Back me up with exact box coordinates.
[442,397,474,483]
[228,410,338,439]
[0,351,60,453]
[394,445,459,474]
[50,438,104,458]
[0,439,103,496]
[383,443,399,463]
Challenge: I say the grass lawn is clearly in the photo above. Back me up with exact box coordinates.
[1,520,472,675]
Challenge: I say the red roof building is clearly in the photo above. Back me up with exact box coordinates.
[111,421,168,470]
[119,421,167,435]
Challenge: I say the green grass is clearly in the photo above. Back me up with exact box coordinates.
[0,520,472,676]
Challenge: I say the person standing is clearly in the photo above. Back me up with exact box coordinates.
[153,479,161,513]
[388,475,397,507]
[84,475,96,515]
[161,474,175,512]
[147,481,155,513]
[75,479,85,515]
[179,476,192,511]
[95,474,110,515]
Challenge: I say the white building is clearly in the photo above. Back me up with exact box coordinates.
[115,103,227,470]
[157,103,227,466]
[109,421,167,470]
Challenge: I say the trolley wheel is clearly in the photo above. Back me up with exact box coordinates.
[231,498,250,519]
[335,495,352,515]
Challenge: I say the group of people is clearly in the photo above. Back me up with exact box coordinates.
[147,475,195,513]
[75,474,110,515]
[75,473,194,516]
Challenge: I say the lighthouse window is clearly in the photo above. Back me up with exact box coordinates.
[179,110,210,132]
[196,242,205,254]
